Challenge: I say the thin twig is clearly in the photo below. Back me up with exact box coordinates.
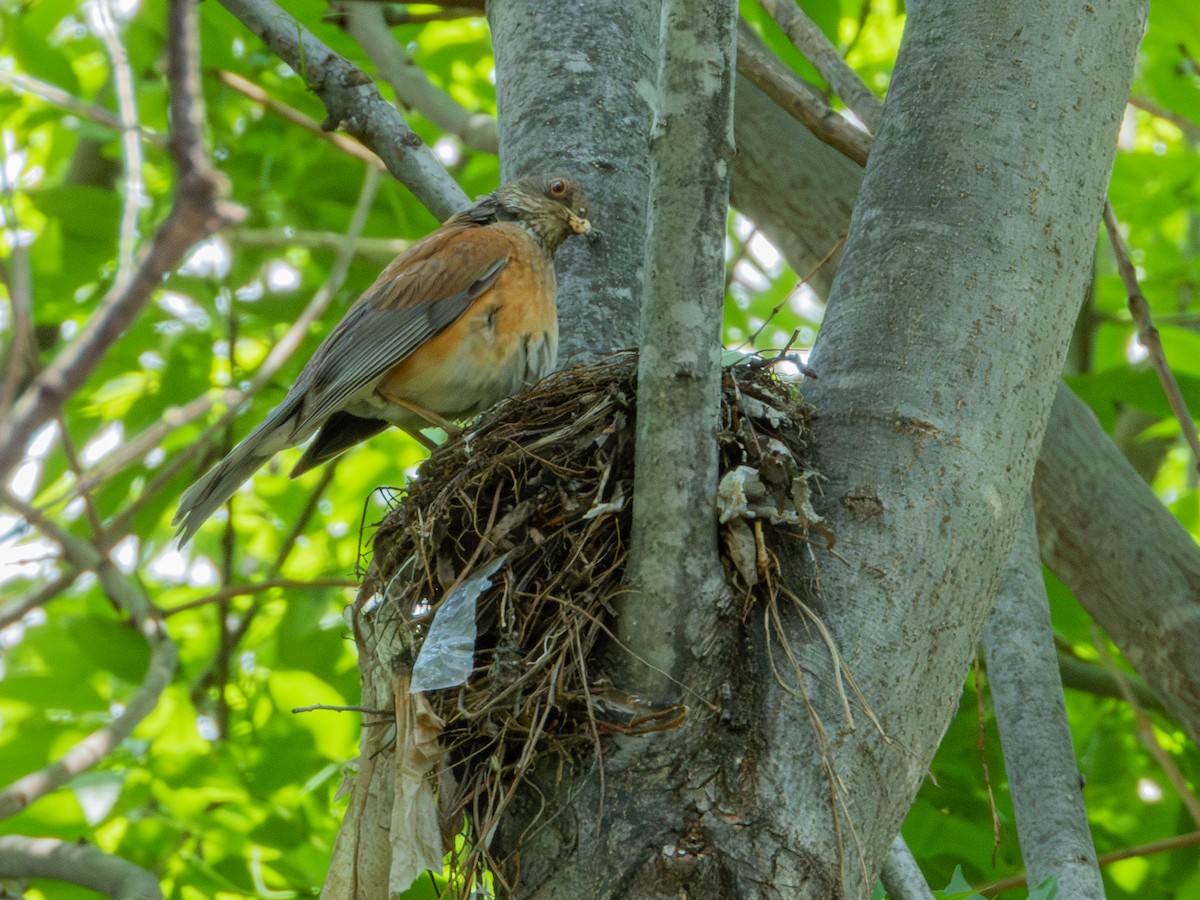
[736,20,870,167]
[741,234,845,350]
[0,489,178,822]
[0,69,167,146]
[215,69,387,171]
[0,569,80,631]
[979,830,1200,896]
[381,6,484,26]
[216,0,467,219]
[1127,96,1200,143]
[0,242,34,415]
[0,0,245,479]
[335,1,498,152]
[164,577,357,616]
[1102,200,1200,474]
[99,165,383,535]
[1092,627,1200,827]
[755,0,883,133]
[90,0,145,291]
[0,835,163,899]
[228,226,407,258]
[53,413,106,540]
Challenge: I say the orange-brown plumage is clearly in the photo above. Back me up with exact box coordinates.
[173,175,591,544]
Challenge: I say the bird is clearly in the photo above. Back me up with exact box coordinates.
[173,174,591,544]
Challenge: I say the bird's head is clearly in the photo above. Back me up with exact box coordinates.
[458,175,591,253]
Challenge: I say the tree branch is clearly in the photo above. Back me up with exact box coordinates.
[335,1,498,152]
[0,835,162,900]
[619,0,737,701]
[91,0,145,291]
[0,0,244,480]
[215,0,467,220]
[215,69,387,171]
[1034,386,1200,742]
[755,0,883,133]
[0,491,178,821]
[769,1,1145,891]
[984,501,1103,898]
[736,20,870,167]
[880,835,935,900]
[726,61,1200,750]
[1102,200,1200,473]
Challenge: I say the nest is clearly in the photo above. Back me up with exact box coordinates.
[353,351,825,890]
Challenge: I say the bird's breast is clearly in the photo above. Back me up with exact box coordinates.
[373,226,559,422]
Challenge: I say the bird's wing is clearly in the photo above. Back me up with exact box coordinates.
[288,224,513,432]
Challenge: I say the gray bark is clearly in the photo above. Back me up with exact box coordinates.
[621,0,737,702]
[764,1,1145,895]
[727,32,1200,749]
[1035,387,1200,741]
[489,0,657,365]
[985,502,1104,899]
[880,836,935,900]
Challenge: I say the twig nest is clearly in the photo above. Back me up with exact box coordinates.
[353,351,823,879]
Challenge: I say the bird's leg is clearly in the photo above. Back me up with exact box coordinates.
[397,424,441,452]
[379,390,464,440]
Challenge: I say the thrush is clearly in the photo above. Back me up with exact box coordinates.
[173,174,591,544]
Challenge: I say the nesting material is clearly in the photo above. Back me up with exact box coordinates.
[353,351,823,884]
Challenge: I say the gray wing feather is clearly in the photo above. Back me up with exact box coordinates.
[288,256,508,432]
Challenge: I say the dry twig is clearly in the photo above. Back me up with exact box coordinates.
[1102,201,1200,474]
[0,0,244,479]
[736,20,871,167]
[755,0,883,133]
[216,0,466,219]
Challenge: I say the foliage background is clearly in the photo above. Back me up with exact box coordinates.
[1,0,1198,896]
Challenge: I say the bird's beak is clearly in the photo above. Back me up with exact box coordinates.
[567,210,591,235]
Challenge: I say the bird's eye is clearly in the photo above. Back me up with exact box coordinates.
[549,178,569,196]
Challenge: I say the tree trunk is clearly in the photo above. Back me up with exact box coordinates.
[489,0,657,365]
[328,0,1164,896]
[767,1,1146,894]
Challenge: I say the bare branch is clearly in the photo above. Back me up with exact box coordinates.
[1093,630,1200,827]
[164,576,357,616]
[215,69,387,170]
[1056,651,1164,712]
[0,69,168,154]
[0,242,34,415]
[1102,200,1200,473]
[979,830,1200,896]
[736,20,870,167]
[216,0,467,219]
[1035,386,1200,743]
[0,0,244,480]
[90,0,145,290]
[0,570,79,631]
[726,73,1200,748]
[228,226,407,258]
[0,490,178,821]
[755,0,883,133]
[49,164,382,522]
[381,5,484,25]
[620,0,737,701]
[335,1,498,152]
[1127,96,1200,142]
[985,501,1103,898]
[880,836,934,900]
[0,835,162,900]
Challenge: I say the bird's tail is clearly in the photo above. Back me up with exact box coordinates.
[173,395,305,545]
